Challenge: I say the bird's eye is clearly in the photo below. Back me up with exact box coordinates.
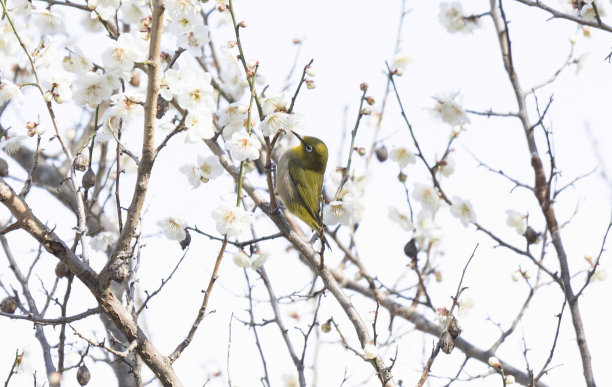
[305,144,313,152]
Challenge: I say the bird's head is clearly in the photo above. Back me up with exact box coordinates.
[290,131,328,171]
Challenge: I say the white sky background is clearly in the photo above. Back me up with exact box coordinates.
[1,0,612,386]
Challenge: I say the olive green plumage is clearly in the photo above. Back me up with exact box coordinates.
[277,132,328,231]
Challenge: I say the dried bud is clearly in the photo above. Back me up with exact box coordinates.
[180,229,191,250]
[359,82,368,91]
[448,317,462,338]
[156,96,169,119]
[77,364,91,386]
[73,153,89,172]
[403,238,418,260]
[55,262,71,278]
[0,158,8,177]
[397,171,407,183]
[320,319,331,333]
[365,96,375,106]
[82,168,96,191]
[1,296,18,314]
[524,226,541,245]
[238,20,247,28]
[374,145,388,162]
[440,331,454,354]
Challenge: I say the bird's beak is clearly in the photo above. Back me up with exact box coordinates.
[290,130,304,143]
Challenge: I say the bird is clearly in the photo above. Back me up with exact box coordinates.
[277,131,328,242]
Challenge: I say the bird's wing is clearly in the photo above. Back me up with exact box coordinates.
[288,159,323,229]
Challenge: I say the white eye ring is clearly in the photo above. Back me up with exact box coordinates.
[305,144,313,152]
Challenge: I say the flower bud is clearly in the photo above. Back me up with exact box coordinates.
[77,364,91,386]
[505,375,515,384]
[227,40,237,48]
[44,90,54,102]
[403,238,418,260]
[246,60,258,69]
[238,20,247,28]
[365,96,375,106]
[217,4,227,11]
[363,342,377,359]
[355,147,366,156]
[292,38,302,44]
[360,82,368,91]
[360,107,372,115]
[397,171,407,183]
[129,70,140,87]
[305,66,315,77]
[488,356,501,368]
[246,68,256,78]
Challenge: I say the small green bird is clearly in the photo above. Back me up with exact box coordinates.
[277,131,328,235]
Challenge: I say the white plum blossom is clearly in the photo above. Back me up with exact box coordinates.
[259,112,289,137]
[197,154,223,181]
[31,9,64,35]
[94,0,121,21]
[506,209,527,235]
[47,72,73,104]
[180,155,223,188]
[0,79,24,105]
[82,10,105,32]
[414,211,441,249]
[450,196,476,227]
[391,52,414,75]
[439,156,455,177]
[218,103,249,140]
[251,251,270,270]
[363,342,378,359]
[179,163,202,188]
[390,146,416,168]
[74,72,113,108]
[232,251,251,268]
[101,33,147,79]
[580,1,606,20]
[439,2,479,33]
[261,93,290,116]
[120,0,149,24]
[505,375,516,384]
[177,24,210,56]
[184,111,215,142]
[212,202,254,238]
[218,46,249,100]
[90,231,117,252]
[388,206,414,231]
[433,91,470,126]
[413,183,442,214]
[167,0,201,19]
[224,132,261,161]
[323,197,355,227]
[176,72,215,113]
[157,216,188,241]
[62,50,93,75]
[108,93,144,121]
